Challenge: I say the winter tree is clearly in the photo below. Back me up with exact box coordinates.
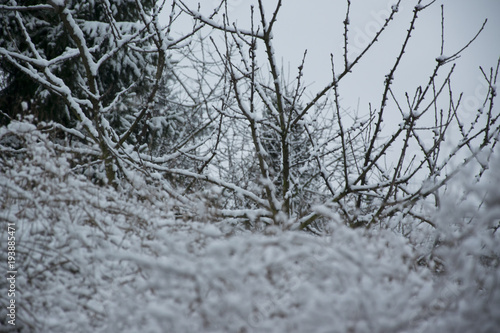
[1,0,499,331]
[177,0,499,231]
[0,0,212,187]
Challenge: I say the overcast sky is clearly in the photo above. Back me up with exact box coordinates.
[163,0,499,123]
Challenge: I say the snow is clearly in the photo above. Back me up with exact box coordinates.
[435,55,448,63]
[1,0,499,330]
[60,7,99,77]
[51,0,65,6]
[1,120,498,332]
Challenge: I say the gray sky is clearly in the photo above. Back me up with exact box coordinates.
[164,0,500,121]
[271,0,499,109]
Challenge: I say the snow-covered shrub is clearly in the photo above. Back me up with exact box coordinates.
[413,148,500,332]
[1,119,499,332]
[0,120,176,331]
[1,0,499,329]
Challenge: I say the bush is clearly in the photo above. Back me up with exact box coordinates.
[1,120,499,332]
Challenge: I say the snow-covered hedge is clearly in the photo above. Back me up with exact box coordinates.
[1,120,498,332]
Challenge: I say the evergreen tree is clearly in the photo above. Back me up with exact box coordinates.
[0,0,156,132]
